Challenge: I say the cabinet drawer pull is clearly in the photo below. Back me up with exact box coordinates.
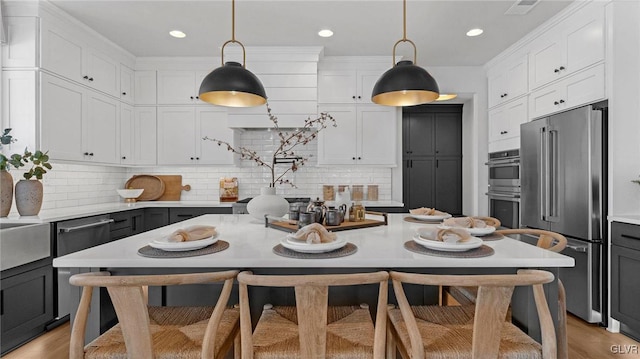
[176,214,192,218]
[566,244,587,253]
[621,234,640,241]
[113,219,128,224]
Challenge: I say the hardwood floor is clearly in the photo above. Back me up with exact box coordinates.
[3,314,639,358]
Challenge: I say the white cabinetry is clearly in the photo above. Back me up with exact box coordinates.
[157,107,234,165]
[317,70,381,104]
[528,2,604,90]
[487,53,528,108]
[317,104,397,166]
[134,71,157,105]
[119,65,134,104]
[120,106,157,165]
[157,70,208,104]
[488,97,527,153]
[41,20,120,97]
[1,16,38,68]
[529,64,605,119]
[41,73,119,163]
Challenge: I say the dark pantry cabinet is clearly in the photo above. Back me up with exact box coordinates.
[402,105,462,214]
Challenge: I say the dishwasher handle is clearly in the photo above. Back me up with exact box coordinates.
[566,244,588,253]
[58,219,114,233]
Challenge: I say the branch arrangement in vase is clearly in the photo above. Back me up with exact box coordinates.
[204,104,336,188]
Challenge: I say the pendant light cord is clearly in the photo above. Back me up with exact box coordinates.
[221,0,247,67]
[392,0,417,65]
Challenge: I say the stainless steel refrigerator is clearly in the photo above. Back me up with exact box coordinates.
[520,102,607,324]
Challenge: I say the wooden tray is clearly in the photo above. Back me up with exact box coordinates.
[155,175,191,201]
[266,211,388,233]
[124,175,165,201]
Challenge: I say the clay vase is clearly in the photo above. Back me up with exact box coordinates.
[247,187,289,221]
[15,179,43,216]
[0,170,13,217]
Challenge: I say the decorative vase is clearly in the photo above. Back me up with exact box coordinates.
[15,179,43,216]
[247,187,289,221]
[1,170,13,217]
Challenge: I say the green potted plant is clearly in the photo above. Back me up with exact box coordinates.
[0,128,23,217]
[14,149,52,216]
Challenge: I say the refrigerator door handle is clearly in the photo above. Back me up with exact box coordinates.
[548,129,560,222]
[541,126,550,222]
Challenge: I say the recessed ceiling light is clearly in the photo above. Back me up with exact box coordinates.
[169,30,186,38]
[318,29,334,38]
[466,28,483,37]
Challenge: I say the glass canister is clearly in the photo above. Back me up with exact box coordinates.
[354,202,366,222]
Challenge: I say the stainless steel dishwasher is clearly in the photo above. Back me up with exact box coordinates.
[55,215,113,320]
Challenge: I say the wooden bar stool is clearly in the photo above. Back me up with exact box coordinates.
[237,271,389,359]
[387,269,557,359]
[69,270,240,359]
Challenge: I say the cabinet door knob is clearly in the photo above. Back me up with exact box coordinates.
[357,95,361,99]
[190,157,195,160]
[190,96,194,100]
[559,66,565,71]
[122,156,126,160]
[88,77,94,82]
[122,92,126,95]
[357,157,361,160]
[196,157,200,160]
[554,101,559,105]
[196,96,199,99]
[352,157,356,160]
[89,153,94,156]
[352,96,356,100]
[84,152,89,156]
[83,75,89,80]
[554,68,560,73]
[559,99,565,104]
[503,93,507,97]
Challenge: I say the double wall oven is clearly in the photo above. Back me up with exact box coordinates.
[486,149,520,229]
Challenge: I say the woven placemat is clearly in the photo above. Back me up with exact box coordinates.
[403,216,444,224]
[273,243,357,259]
[478,232,505,241]
[138,240,229,258]
[403,241,494,258]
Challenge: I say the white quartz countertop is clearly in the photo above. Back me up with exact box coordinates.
[609,214,640,226]
[53,214,574,269]
[0,200,404,224]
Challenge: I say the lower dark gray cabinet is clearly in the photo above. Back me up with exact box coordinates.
[169,207,232,224]
[1,262,54,354]
[611,221,640,340]
[110,209,145,241]
[144,208,169,231]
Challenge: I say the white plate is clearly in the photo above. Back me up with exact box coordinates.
[412,235,483,252]
[149,234,218,252]
[281,236,347,253]
[437,224,496,236]
[409,213,452,221]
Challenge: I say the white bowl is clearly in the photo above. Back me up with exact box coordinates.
[117,189,144,199]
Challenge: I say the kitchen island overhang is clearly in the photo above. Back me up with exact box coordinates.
[54,214,573,345]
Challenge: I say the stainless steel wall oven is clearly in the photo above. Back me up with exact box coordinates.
[487,149,520,229]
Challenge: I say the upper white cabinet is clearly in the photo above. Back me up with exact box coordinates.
[529,64,605,120]
[317,70,382,104]
[41,19,121,98]
[157,107,234,165]
[487,53,528,109]
[488,97,527,153]
[528,1,604,91]
[120,106,157,165]
[317,104,397,166]
[157,70,208,104]
[1,16,38,68]
[41,73,120,163]
[119,65,134,104]
[134,70,157,105]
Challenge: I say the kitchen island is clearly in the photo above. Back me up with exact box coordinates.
[54,213,573,343]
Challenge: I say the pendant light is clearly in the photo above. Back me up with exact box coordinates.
[199,0,267,107]
[371,0,440,107]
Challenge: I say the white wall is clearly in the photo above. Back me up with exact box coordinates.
[391,65,489,215]
[607,0,640,216]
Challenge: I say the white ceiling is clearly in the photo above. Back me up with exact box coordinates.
[48,0,573,66]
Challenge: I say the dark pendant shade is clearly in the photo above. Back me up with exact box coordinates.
[371,60,440,107]
[199,62,267,107]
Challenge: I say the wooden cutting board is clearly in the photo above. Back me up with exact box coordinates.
[155,175,191,201]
